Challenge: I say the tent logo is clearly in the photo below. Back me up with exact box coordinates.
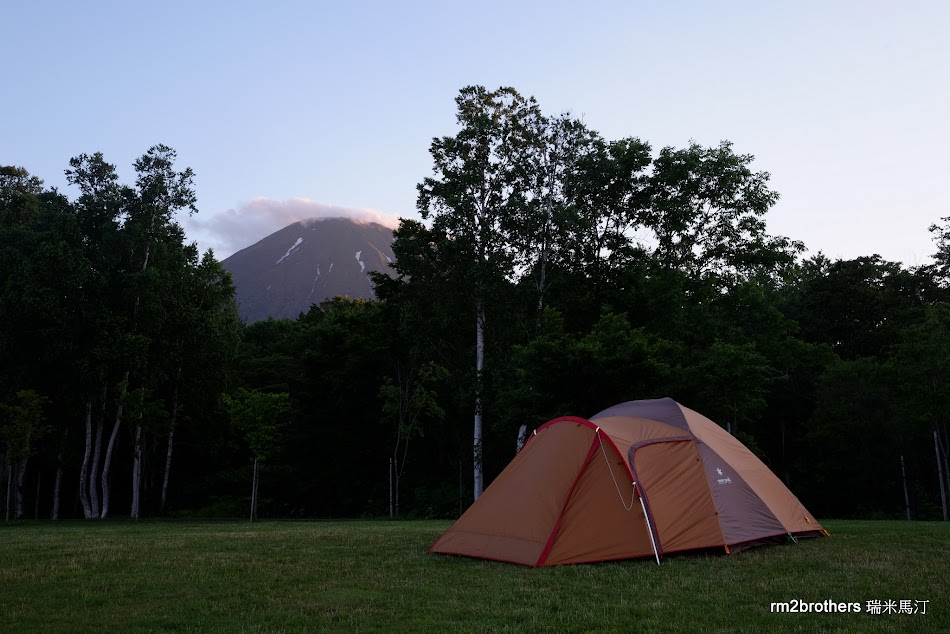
[716,467,732,485]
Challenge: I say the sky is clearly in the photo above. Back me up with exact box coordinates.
[3,1,948,263]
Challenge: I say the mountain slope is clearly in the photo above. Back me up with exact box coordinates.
[222,217,396,323]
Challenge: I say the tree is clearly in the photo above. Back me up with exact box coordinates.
[560,135,652,315]
[416,85,543,500]
[691,341,775,441]
[787,255,934,360]
[223,389,290,521]
[159,251,240,514]
[0,390,49,521]
[804,358,898,518]
[0,167,88,521]
[644,141,795,287]
[122,145,198,520]
[66,152,124,519]
[510,113,596,323]
[889,305,950,520]
[379,362,446,518]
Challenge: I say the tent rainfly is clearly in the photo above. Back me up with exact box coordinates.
[430,398,827,566]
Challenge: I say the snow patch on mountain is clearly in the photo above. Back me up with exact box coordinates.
[355,250,366,272]
[276,237,304,264]
[308,266,321,299]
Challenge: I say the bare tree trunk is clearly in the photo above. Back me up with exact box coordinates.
[161,428,174,514]
[52,432,66,520]
[535,186,552,328]
[89,391,106,518]
[516,424,528,453]
[130,423,142,520]
[78,402,93,518]
[389,457,393,519]
[160,373,180,514]
[939,427,950,515]
[4,460,11,523]
[936,429,948,521]
[900,454,911,521]
[473,302,485,501]
[250,458,259,522]
[100,372,129,519]
[15,458,27,520]
[34,471,41,520]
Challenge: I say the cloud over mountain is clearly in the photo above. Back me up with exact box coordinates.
[186,197,400,259]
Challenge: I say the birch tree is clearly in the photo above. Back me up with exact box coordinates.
[223,389,290,521]
[121,145,197,520]
[512,114,598,325]
[66,152,123,519]
[416,86,541,500]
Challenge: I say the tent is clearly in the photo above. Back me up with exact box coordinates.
[430,398,826,566]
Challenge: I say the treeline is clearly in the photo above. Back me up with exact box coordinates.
[0,148,240,521]
[3,86,950,522]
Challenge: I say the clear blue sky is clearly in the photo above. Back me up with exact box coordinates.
[3,1,948,262]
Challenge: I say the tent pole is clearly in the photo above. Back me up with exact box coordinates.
[635,482,660,565]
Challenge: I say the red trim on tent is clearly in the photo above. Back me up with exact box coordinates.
[527,416,637,488]
[534,434,602,566]
[529,416,596,438]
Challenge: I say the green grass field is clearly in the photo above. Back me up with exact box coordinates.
[0,519,946,633]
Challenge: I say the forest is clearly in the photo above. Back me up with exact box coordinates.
[2,86,950,524]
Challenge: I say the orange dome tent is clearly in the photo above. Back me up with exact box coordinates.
[430,398,826,566]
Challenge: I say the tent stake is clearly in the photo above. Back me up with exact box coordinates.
[635,482,660,565]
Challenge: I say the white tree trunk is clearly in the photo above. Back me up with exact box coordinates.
[900,454,911,521]
[161,428,174,513]
[100,372,129,519]
[250,458,259,522]
[130,423,142,520]
[34,472,41,520]
[4,461,10,523]
[15,458,27,520]
[160,375,180,514]
[935,429,948,521]
[473,302,485,501]
[89,387,106,517]
[52,427,67,520]
[516,424,528,453]
[78,401,93,519]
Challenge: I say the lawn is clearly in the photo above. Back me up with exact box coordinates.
[0,519,947,633]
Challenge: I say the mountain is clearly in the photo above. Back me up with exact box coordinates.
[222,217,396,323]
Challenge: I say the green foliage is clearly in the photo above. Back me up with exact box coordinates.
[692,340,775,433]
[0,390,50,464]
[222,389,290,463]
[379,361,447,441]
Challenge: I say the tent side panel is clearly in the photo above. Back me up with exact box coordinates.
[680,406,822,534]
[633,440,723,553]
[695,443,785,544]
[543,435,655,565]
[429,421,596,566]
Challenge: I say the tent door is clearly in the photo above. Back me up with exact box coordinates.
[631,439,723,554]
